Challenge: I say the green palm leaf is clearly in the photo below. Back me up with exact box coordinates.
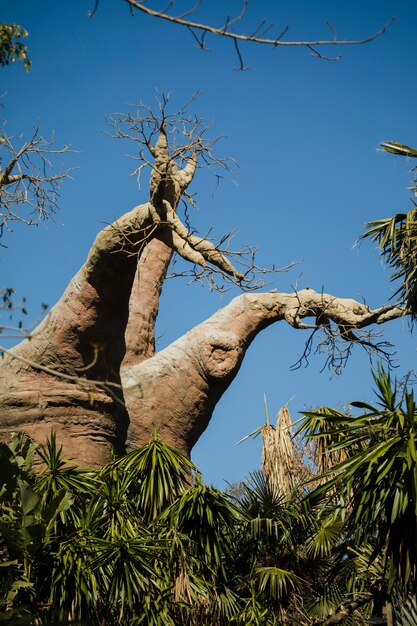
[361,140,417,316]
[257,566,301,600]
[111,431,194,521]
[302,366,417,591]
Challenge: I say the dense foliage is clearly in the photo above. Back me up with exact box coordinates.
[0,23,30,71]
[362,141,417,317]
[0,431,297,625]
[2,371,417,626]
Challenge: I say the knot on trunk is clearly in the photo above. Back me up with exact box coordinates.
[197,332,242,379]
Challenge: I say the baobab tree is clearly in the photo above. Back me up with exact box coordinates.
[0,98,406,467]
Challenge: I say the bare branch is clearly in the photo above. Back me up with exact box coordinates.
[106,93,236,190]
[87,0,100,17]
[0,287,49,342]
[290,322,396,375]
[233,38,249,71]
[325,20,337,42]
[273,24,289,44]
[176,0,203,20]
[121,0,395,61]
[105,94,284,290]
[187,25,208,50]
[0,118,73,237]
[244,289,406,373]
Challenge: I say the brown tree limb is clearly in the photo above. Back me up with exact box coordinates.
[121,290,405,455]
[122,238,173,367]
[122,0,395,61]
[0,120,72,236]
[160,199,244,279]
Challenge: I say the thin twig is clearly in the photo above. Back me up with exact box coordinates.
[125,1,395,53]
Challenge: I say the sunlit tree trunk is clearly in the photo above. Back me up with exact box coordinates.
[0,110,406,466]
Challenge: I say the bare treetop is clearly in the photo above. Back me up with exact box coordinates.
[107,94,294,292]
[107,92,235,203]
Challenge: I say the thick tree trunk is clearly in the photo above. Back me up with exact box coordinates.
[122,289,404,455]
[0,257,403,467]
[0,202,156,465]
[0,126,406,467]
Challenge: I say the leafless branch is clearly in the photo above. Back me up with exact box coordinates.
[285,289,403,373]
[166,235,300,292]
[306,44,341,62]
[233,38,249,71]
[187,25,209,50]
[104,93,292,290]
[176,0,203,20]
[0,118,73,238]
[291,321,396,375]
[105,94,302,291]
[0,287,48,342]
[98,1,397,67]
[325,20,337,42]
[106,92,236,187]
[87,0,100,17]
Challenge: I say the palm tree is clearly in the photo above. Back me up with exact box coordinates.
[8,407,417,625]
[300,366,417,623]
[1,431,265,624]
[236,401,368,624]
[0,433,75,624]
[361,140,417,316]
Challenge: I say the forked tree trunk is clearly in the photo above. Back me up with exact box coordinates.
[0,128,405,467]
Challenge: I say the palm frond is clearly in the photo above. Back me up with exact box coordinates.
[305,513,344,559]
[393,593,417,626]
[360,139,417,316]
[304,366,417,591]
[111,431,194,521]
[380,140,417,196]
[361,208,417,315]
[380,140,417,159]
[257,566,301,600]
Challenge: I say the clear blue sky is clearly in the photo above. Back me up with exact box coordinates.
[2,0,417,486]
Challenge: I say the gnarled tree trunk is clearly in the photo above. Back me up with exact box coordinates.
[0,122,405,466]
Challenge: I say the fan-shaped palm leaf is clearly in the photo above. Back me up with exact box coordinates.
[302,366,417,591]
[361,140,417,316]
[257,566,302,600]
[112,431,194,521]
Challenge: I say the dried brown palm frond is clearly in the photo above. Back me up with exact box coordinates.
[261,405,296,498]
[173,562,192,603]
[314,407,350,481]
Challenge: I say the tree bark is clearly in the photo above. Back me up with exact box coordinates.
[0,247,404,466]
[0,126,406,467]
[0,202,156,465]
[122,289,404,455]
